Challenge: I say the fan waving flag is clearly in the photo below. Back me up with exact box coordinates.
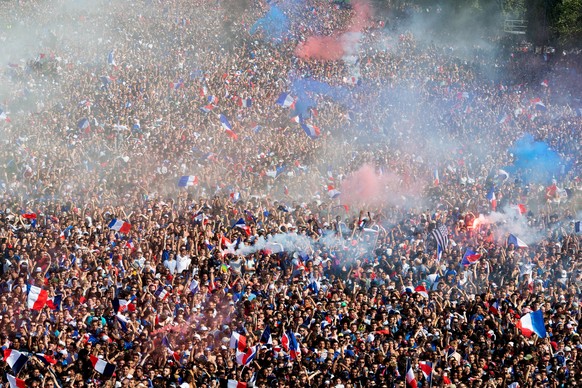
[461,248,481,266]
[228,380,248,388]
[406,365,418,388]
[3,349,29,375]
[486,186,497,211]
[27,285,48,310]
[507,234,528,248]
[36,353,57,366]
[219,114,237,139]
[276,92,294,107]
[431,224,449,251]
[108,219,131,233]
[90,355,116,377]
[260,325,273,346]
[419,361,433,382]
[6,374,26,388]
[517,310,546,338]
[236,345,258,366]
[178,175,199,187]
[300,122,321,139]
[230,332,247,351]
[234,218,251,236]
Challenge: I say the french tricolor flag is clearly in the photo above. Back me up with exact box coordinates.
[461,248,481,266]
[486,186,497,211]
[90,355,116,377]
[301,122,321,139]
[35,353,57,366]
[228,380,248,388]
[276,92,294,108]
[4,349,28,375]
[236,345,257,366]
[414,285,429,298]
[208,95,219,104]
[517,310,546,338]
[327,185,341,199]
[507,234,528,248]
[178,175,199,187]
[419,361,433,382]
[234,218,251,236]
[230,332,247,351]
[27,285,48,310]
[108,219,131,233]
[46,294,62,310]
[199,104,214,113]
[7,374,26,388]
[433,169,439,185]
[406,365,418,388]
[154,286,169,300]
[219,114,237,140]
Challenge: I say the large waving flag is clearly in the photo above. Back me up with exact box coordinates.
[90,355,116,377]
[432,224,449,251]
[517,310,546,338]
[234,218,251,236]
[406,365,418,388]
[219,114,237,139]
[260,325,273,346]
[300,122,321,139]
[27,285,48,310]
[461,248,481,266]
[419,361,433,382]
[507,234,528,248]
[108,219,131,233]
[35,353,57,366]
[486,186,497,211]
[6,374,26,388]
[327,185,341,199]
[4,349,29,375]
[228,380,248,388]
[276,92,294,107]
[178,175,199,187]
[236,345,258,366]
[283,330,299,360]
[230,332,247,352]
[46,294,62,310]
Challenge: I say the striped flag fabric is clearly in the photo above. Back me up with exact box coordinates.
[178,175,199,187]
[228,380,247,388]
[462,248,482,266]
[46,294,62,310]
[414,285,429,298]
[419,361,433,381]
[433,169,439,185]
[90,355,116,377]
[327,185,341,199]
[486,186,497,211]
[507,234,528,248]
[260,325,273,346]
[230,332,247,351]
[517,310,546,338]
[235,345,258,366]
[276,92,294,107]
[154,286,170,300]
[219,114,237,139]
[406,365,418,388]
[300,122,321,139]
[27,285,48,310]
[431,224,449,251]
[6,374,26,388]
[35,353,57,366]
[3,349,29,375]
[108,219,131,233]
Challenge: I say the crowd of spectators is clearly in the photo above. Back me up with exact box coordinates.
[0,0,580,387]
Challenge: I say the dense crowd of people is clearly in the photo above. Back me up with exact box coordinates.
[0,0,581,387]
